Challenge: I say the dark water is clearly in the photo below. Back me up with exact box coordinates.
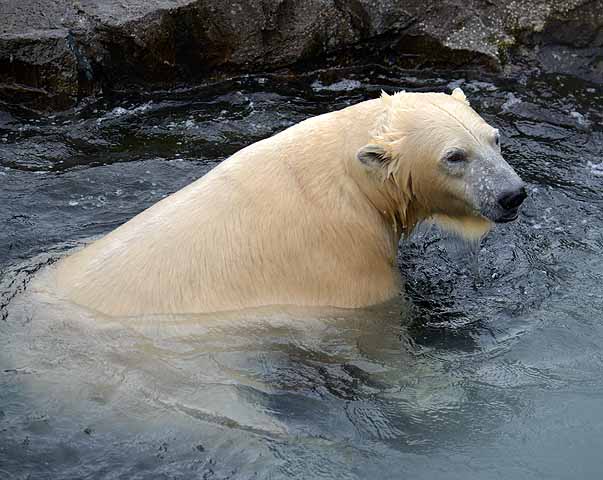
[1,66,602,479]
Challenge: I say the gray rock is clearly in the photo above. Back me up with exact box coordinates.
[1,0,601,110]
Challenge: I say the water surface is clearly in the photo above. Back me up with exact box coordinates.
[1,66,602,479]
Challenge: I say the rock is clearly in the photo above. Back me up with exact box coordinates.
[516,0,603,83]
[1,0,601,111]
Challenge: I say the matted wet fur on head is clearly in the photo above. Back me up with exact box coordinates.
[356,88,526,240]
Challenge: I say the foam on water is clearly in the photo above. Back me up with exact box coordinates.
[311,79,363,92]
[588,160,603,176]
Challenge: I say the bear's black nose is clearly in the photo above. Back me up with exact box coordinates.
[498,186,528,210]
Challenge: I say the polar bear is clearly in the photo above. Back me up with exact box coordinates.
[54,88,527,317]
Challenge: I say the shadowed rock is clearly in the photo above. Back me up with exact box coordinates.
[0,0,601,110]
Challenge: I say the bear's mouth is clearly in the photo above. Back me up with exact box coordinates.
[495,208,520,223]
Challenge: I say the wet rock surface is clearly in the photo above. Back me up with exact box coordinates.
[0,0,602,110]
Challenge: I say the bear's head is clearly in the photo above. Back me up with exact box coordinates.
[357,88,527,240]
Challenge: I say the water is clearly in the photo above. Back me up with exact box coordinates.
[1,66,602,479]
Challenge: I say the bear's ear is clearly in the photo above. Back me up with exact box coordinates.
[357,144,391,168]
[451,87,470,106]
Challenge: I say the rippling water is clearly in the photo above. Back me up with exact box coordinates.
[1,66,602,479]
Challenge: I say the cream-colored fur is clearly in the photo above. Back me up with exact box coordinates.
[55,90,496,316]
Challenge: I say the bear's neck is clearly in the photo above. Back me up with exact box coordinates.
[338,100,427,239]
[346,155,425,240]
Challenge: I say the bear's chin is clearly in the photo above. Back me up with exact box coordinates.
[430,214,493,241]
[493,210,519,223]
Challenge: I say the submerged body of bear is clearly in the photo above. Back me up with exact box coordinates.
[54,89,526,316]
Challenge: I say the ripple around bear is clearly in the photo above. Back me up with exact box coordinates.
[53,88,526,316]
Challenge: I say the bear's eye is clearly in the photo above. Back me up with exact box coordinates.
[494,130,500,147]
[443,149,467,164]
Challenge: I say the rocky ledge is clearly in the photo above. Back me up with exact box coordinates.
[1,0,602,110]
